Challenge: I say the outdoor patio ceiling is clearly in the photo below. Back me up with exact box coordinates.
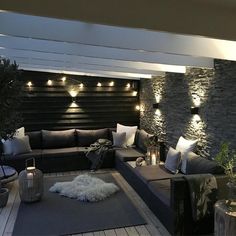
[1,7,236,79]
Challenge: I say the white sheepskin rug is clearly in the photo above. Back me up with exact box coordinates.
[49,174,119,202]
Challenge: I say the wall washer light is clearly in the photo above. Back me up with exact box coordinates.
[47,80,52,86]
[126,83,131,88]
[27,81,32,87]
[132,91,138,96]
[191,107,199,114]
[97,82,102,87]
[109,81,114,86]
[153,103,159,109]
[135,105,140,111]
[79,83,84,88]
[61,76,66,82]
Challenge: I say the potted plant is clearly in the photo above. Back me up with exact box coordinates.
[215,142,236,210]
[0,58,22,207]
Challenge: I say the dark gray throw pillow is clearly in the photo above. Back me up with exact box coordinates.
[112,132,126,148]
[26,131,42,149]
[186,153,224,175]
[42,129,76,149]
[12,135,32,155]
[76,128,109,147]
[136,129,154,152]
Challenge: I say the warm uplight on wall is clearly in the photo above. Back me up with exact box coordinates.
[47,80,53,86]
[135,105,140,111]
[61,76,66,82]
[109,81,114,86]
[79,83,84,88]
[126,83,131,88]
[192,94,201,107]
[97,82,102,87]
[132,91,138,96]
[27,81,32,87]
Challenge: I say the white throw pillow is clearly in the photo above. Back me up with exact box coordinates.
[1,127,25,155]
[12,135,32,156]
[176,136,197,154]
[176,136,198,173]
[117,123,137,146]
[164,147,181,174]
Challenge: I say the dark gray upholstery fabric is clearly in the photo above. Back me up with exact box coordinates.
[76,128,109,147]
[42,147,79,158]
[136,129,153,152]
[134,164,182,184]
[42,129,76,149]
[186,154,224,175]
[4,149,42,160]
[11,136,32,155]
[148,179,171,207]
[112,132,126,148]
[115,147,144,161]
[26,131,42,149]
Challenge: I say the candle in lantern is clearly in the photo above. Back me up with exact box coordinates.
[27,172,34,188]
[151,153,156,165]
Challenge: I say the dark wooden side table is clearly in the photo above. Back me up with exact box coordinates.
[215,200,236,236]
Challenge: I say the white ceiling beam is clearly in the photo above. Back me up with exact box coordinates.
[0,48,186,73]
[0,12,236,61]
[19,64,160,79]
[0,35,213,68]
[1,0,236,41]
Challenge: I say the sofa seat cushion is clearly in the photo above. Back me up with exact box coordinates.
[115,147,144,161]
[42,129,76,149]
[3,149,42,160]
[134,164,183,184]
[148,179,171,207]
[42,147,79,158]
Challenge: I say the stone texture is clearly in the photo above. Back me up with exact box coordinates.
[140,59,236,159]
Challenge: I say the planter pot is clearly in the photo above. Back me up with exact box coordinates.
[226,181,236,211]
[0,188,9,208]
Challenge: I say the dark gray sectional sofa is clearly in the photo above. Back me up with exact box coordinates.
[1,128,115,173]
[1,128,228,235]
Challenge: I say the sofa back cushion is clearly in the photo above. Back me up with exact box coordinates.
[186,153,224,175]
[135,129,153,152]
[76,128,109,147]
[26,131,42,149]
[42,129,76,149]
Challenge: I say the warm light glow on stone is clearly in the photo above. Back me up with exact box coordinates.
[97,82,102,87]
[79,83,84,88]
[135,105,140,111]
[109,81,114,86]
[47,80,53,86]
[61,76,66,82]
[132,91,138,96]
[69,90,78,97]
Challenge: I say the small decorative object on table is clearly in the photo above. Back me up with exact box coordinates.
[215,142,236,211]
[19,158,43,202]
[135,157,145,167]
[145,135,160,165]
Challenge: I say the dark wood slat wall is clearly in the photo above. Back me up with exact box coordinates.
[20,71,140,131]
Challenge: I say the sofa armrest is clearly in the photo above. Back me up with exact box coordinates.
[170,174,229,235]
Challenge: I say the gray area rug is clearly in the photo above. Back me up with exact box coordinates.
[13,172,146,235]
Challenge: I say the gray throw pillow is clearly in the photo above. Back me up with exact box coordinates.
[11,135,32,156]
[112,132,127,148]
[164,147,181,174]
[186,153,224,175]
